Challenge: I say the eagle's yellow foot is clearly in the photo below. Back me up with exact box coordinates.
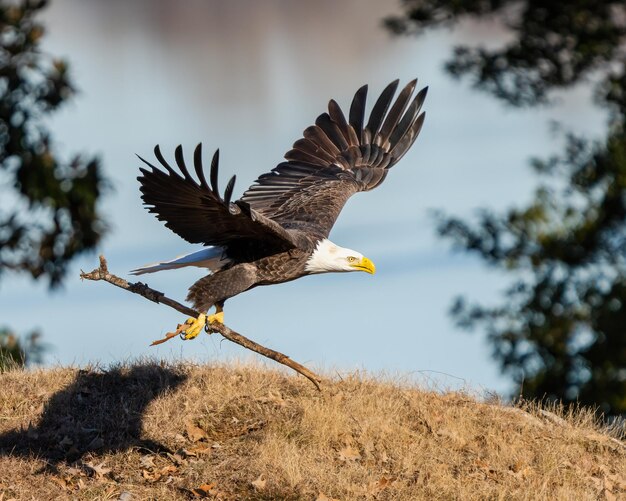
[201,304,224,326]
[150,306,222,346]
[206,305,224,325]
[180,313,207,340]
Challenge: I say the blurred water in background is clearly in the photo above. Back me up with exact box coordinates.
[0,0,607,394]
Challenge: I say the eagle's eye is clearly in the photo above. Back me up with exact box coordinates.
[347,256,357,263]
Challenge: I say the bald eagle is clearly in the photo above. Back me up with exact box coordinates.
[133,79,427,340]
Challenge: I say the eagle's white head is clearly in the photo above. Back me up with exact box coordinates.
[305,239,376,275]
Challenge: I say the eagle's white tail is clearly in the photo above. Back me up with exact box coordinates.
[130,247,232,275]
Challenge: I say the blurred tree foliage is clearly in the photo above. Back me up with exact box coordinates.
[387,1,626,414]
[0,0,107,288]
[0,327,45,371]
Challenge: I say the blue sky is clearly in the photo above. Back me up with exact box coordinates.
[0,0,607,395]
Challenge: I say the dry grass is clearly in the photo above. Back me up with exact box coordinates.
[0,362,624,500]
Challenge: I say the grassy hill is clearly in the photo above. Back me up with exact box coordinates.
[0,362,624,500]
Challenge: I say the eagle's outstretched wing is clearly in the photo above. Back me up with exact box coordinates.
[137,144,298,255]
[240,79,427,238]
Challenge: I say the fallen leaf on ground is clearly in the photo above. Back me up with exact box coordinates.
[190,483,218,498]
[51,477,69,490]
[338,446,361,462]
[139,455,155,469]
[118,492,132,501]
[142,465,178,482]
[58,436,73,448]
[244,420,265,434]
[183,444,212,457]
[167,452,187,466]
[186,421,208,442]
[66,466,83,477]
[509,460,532,479]
[510,460,525,473]
[251,474,266,490]
[367,476,396,494]
[257,391,286,406]
[85,462,111,480]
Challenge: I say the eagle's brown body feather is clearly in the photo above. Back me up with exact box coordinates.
[187,247,313,312]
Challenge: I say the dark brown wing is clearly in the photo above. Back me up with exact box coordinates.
[137,144,298,256]
[240,79,427,238]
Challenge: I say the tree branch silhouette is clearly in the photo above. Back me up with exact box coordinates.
[80,255,321,390]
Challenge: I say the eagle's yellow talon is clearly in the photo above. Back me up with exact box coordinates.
[207,311,224,324]
[205,304,224,326]
[181,313,206,340]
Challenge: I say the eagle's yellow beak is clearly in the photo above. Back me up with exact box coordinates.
[353,256,376,274]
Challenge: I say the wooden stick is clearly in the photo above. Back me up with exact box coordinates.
[80,255,322,390]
